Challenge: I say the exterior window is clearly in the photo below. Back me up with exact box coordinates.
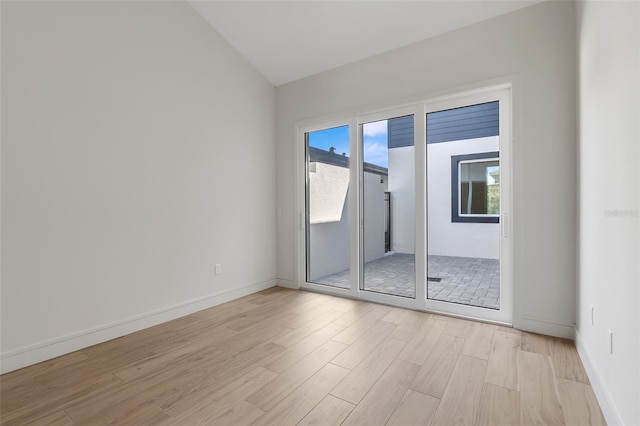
[451,152,499,223]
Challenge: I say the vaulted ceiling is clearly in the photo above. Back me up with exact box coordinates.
[189,1,543,86]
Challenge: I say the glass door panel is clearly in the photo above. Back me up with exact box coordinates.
[426,101,501,309]
[305,125,351,289]
[362,115,415,298]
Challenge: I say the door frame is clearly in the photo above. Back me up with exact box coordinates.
[296,83,513,324]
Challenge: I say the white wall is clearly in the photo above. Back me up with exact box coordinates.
[309,167,387,280]
[0,1,276,372]
[308,161,349,224]
[388,146,415,254]
[277,0,577,337]
[363,172,388,263]
[308,162,350,280]
[428,137,500,259]
[308,193,350,281]
[575,1,640,425]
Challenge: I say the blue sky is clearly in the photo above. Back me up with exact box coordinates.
[308,121,389,168]
[362,121,388,167]
[308,125,350,157]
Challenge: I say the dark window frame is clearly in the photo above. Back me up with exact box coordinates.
[451,151,500,223]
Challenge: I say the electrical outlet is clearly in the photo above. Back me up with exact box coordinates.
[215,264,221,275]
[607,329,613,354]
[590,305,594,325]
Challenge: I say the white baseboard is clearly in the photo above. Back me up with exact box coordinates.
[277,278,298,289]
[574,327,624,426]
[0,279,277,374]
[515,316,575,339]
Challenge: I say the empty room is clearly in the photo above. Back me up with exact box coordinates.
[1,1,638,425]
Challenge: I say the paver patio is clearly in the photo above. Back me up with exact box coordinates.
[312,252,500,310]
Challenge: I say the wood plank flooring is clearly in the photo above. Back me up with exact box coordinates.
[0,287,606,425]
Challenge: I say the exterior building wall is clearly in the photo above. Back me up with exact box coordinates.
[308,163,387,280]
[428,136,500,259]
[388,146,415,254]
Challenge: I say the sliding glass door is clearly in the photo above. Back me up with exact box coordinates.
[426,101,501,309]
[361,115,416,299]
[300,86,512,323]
[305,125,352,289]
[424,90,512,323]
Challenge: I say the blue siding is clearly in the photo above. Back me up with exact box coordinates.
[388,115,414,148]
[427,101,499,144]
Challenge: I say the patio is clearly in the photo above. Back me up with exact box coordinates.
[312,253,500,310]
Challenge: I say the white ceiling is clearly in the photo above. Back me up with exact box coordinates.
[189,1,542,86]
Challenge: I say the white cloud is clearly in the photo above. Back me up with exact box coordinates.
[363,120,387,137]
[364,141,388,167]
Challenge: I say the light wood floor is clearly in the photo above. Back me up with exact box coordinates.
[0,287,606,425]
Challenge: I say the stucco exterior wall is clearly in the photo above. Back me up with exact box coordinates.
[428,136,500,259]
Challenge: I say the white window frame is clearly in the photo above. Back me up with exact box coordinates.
[459,158,500,218]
